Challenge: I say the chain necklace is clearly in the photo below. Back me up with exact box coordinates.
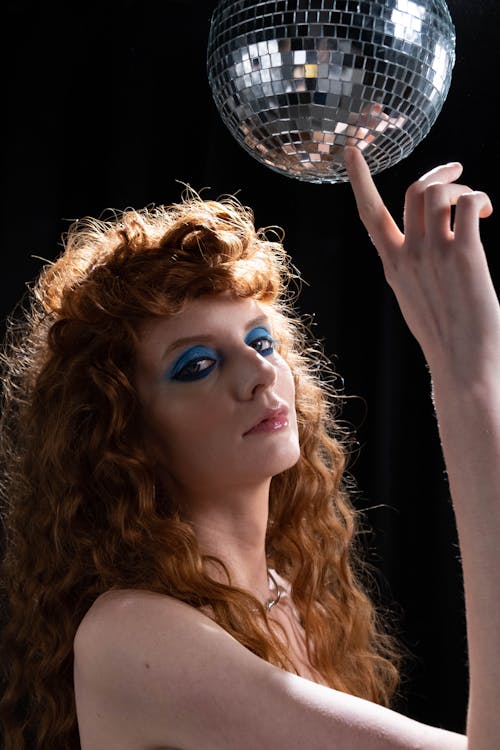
[265,568,283,611]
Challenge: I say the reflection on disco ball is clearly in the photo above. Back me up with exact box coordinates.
[207,0,455,184]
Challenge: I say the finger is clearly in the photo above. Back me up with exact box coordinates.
[344,146,403,252]
[453,191,493,246]
[418,161,463,187]
[424,183,475,240]
[404,162,464,239]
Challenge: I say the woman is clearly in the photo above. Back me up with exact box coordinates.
[0,147,497,749]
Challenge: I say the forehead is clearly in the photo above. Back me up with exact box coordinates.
[135,294,272,368]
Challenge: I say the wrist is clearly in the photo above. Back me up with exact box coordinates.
[427,347,500,396]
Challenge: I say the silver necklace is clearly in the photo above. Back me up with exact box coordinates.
[265,568,282,611]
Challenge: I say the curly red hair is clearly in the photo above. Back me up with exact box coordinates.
[0,190,402,749]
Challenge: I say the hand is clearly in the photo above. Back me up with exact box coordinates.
[344,146,498,383]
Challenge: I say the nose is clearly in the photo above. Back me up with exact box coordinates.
[234,346,278,401]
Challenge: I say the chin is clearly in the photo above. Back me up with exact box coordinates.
[272,454,300,479]
[261,440,302,479]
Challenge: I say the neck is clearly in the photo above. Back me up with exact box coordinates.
[179,481,273,603]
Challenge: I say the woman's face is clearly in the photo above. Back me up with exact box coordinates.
[134,293,300,502]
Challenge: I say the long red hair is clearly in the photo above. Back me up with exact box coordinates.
[0,191,402,749]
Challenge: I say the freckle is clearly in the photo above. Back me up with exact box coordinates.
[145,662,151,669]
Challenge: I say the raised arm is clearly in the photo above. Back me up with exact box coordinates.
[345,146,500,750]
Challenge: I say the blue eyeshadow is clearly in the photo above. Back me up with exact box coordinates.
[167,345,219,381]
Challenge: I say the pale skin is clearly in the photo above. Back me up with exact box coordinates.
[73,147,498,750]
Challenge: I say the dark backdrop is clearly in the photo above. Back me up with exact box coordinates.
[1,0,498,739]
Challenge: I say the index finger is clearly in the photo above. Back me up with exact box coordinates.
[344,147,404,253]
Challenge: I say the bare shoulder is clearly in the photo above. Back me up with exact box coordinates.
[74,587,222,692]
[74,587,238,689]
[74,588,202,692]
[74,589,467,750]
[74,589,198,750]
[75,587,203,643]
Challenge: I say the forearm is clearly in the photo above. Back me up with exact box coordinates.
[431,367,500,750]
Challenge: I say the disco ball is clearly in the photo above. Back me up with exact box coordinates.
[207,0,456,183]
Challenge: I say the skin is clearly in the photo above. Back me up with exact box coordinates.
[74,149,498,750]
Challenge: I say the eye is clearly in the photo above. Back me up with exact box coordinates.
[173,357,217,382]
[245,326,276,358]
[168,346,219,382]
[251,337,274,356]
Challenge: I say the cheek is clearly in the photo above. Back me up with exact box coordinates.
[277,357,296,402]
[145,394,223,465]
[278,359,300,440]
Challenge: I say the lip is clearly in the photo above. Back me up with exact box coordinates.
[243,406,289,437]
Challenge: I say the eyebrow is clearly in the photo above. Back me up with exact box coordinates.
[161,314,271,362]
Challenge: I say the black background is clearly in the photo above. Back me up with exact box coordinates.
[1,0,498,736]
